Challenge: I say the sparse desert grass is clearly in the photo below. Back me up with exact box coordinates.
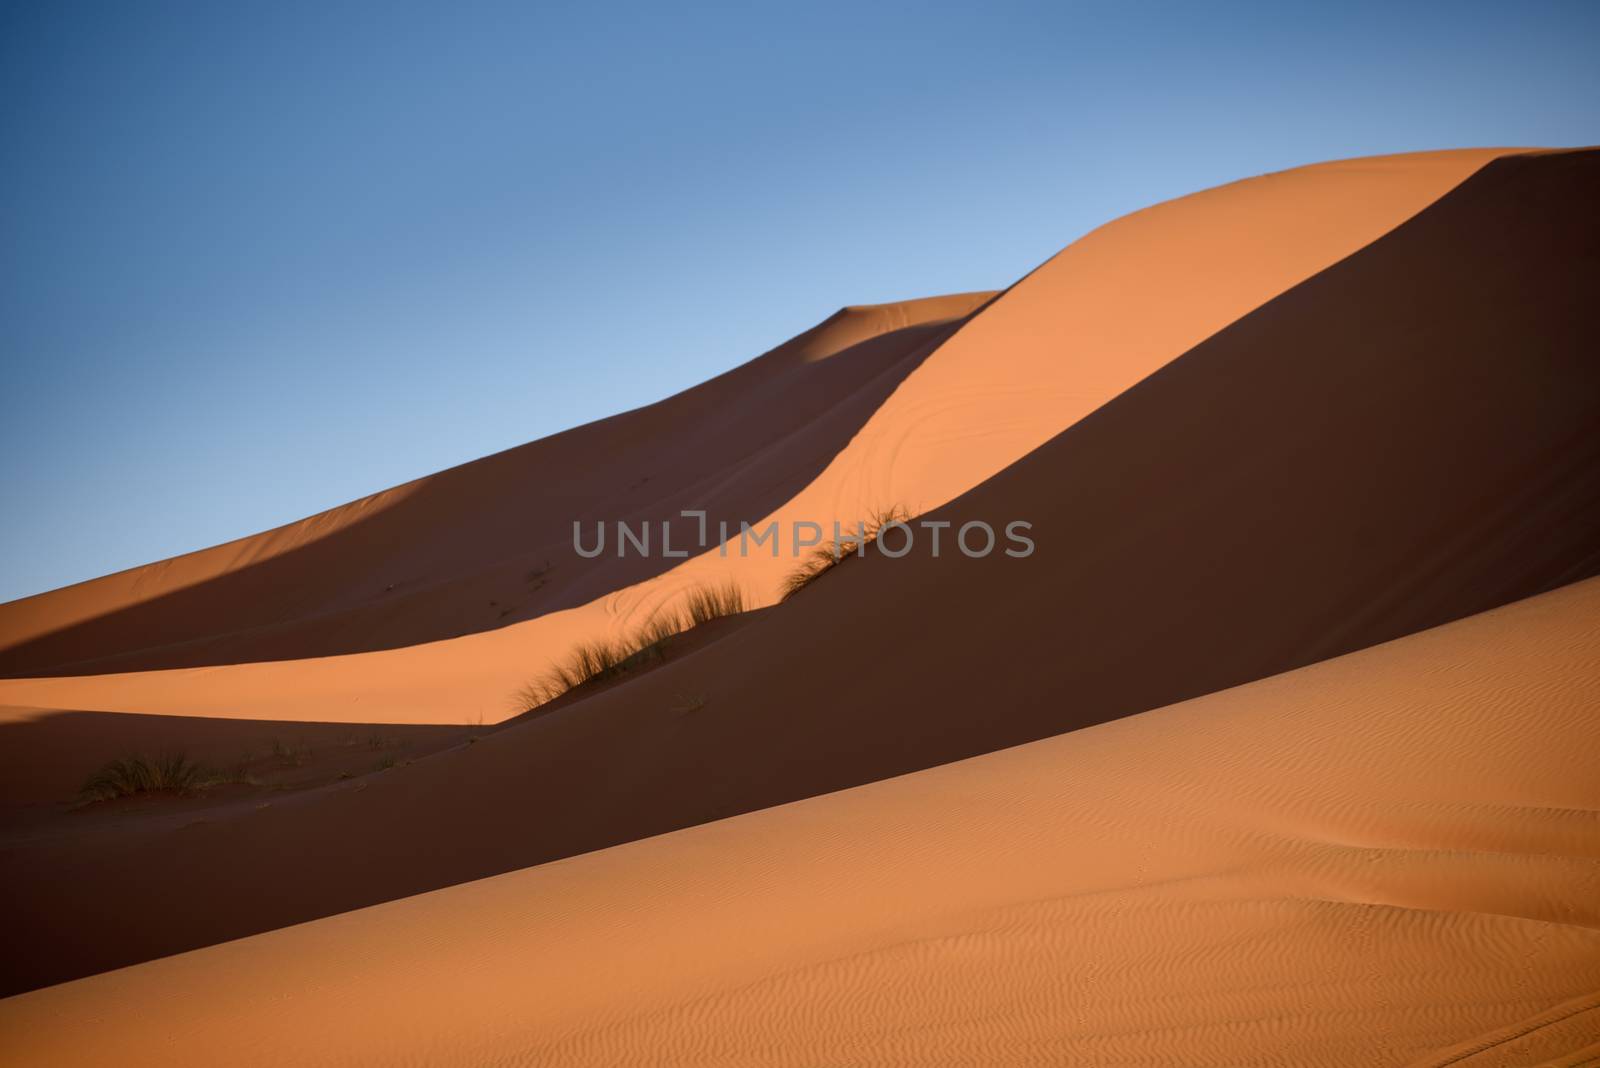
[78,753,243,803]
[516,582,747,712]
[268,737,311,767]
[684,582,746,626]
[778,505,911,601]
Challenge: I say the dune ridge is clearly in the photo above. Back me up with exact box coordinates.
[0,148,1513,724]
[4,575,1596,1065]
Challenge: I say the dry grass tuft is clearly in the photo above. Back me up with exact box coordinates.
[778,505,911,602]
[683,581,747,627]
[79,753,214,802]
[516,582,747,712]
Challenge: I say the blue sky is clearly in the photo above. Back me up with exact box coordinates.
[2,0,1597,603]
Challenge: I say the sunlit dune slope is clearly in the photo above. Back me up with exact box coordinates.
[0,149,1510,720]
[3,148,1595,995]
[5,577,1596,1066]
[0,292,992,675]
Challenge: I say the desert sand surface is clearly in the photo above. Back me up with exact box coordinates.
[0,148,1516,726]
[1,145,1597,1063]
[4,576,1597,1066]
[2,147,1597,998]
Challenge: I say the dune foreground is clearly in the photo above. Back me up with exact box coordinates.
[4,577,1599,1066]
[2,145,1598,1063]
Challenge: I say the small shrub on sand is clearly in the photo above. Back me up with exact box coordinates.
[518,638,649,709]
[684,582,746,627]
[79,753,209,802]
[778,506,911,602]
[516,582,747,712]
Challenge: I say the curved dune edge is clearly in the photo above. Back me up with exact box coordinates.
[0,147,1513,723]
[4,578,1597,1066]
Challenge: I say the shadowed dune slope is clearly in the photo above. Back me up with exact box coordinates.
[0,704,472,824]
[2,149,1596,994]
[0,292,992,675]
[0,149,1509,723]
[4,577,1597,1066]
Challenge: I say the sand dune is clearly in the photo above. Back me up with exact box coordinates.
[0,148,1511,724]
[2,147,1596,997]
[0,292,992,675]
[5,576,1596,1066]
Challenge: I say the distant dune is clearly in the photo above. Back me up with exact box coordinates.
[6,575,1596,1065]
[0,292,993,674]
[0,148,1519,724]
[2,146,1597,1063]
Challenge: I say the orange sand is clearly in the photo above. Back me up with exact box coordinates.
[5,577,1596,1065]
[2,146,1597,1064]
[0,148,1513,724]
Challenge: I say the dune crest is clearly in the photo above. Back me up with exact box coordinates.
[0,149,1512,724]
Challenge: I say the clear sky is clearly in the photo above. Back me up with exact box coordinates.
[2,1,1597,603]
